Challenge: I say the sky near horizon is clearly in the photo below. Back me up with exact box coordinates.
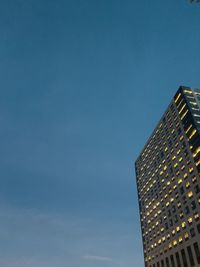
[0,0,200,266]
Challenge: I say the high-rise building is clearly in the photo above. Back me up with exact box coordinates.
[135,86,200,267]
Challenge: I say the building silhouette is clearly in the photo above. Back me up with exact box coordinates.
[135,86,200,267]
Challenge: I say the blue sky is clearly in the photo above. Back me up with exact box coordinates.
[0,0,200,266]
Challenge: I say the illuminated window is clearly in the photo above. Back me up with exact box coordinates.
[188,191,193,198]
[193,147,200,157]
[194,212,200,221]
[186,182,190,188]
[189,129,197,139]
[178,179,182,184]
[184,90,192,94]
[188,217,193,224]
[181,109,189,120]
[182,222,186,228]
[184,232,189,240]
[175,93,182,103]
[179,236,183,243]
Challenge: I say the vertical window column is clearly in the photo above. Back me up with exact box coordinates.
[187,245,195,266]
[181,249,188,267]
[193,242,200,264]
[175,252,181,267]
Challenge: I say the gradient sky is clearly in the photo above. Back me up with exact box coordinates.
[0,0,200,266]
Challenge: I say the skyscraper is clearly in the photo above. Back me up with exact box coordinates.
[135,86,200,267]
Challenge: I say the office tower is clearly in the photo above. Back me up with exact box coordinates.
[135,86,200,267]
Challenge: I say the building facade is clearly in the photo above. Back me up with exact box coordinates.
[135,86,200,267]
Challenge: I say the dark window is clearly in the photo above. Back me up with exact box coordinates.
[153,264,156,267]
[161,259,164,267]
[195,185,200,194]
[182,195,187,204]
[157,262,160,267]
[185,206,190,215]
[165,257,170,267]
[190,227,195,237]
[182,142,187,151]
[180,186,184,195]
[181,249,188,267]
[197,223,200,233]
[191,201,196,210]
[184,148,188,156]
[175,252,181,267]
[187,245,195,266]
[194,242,200,264]
[170,255,175,267]
[174,215,178,223]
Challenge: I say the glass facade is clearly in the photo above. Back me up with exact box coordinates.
[135,86,200,267]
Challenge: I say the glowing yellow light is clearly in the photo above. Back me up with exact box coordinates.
[189,129,197,139]
[188,217,193,224]
[181,222,186,228]
[175,93,181,103]
[185,124,192,134]
[193,147,200,158]
[179,236,183,243]
[178,103,186,114]
[188,191,193,198]
[184,90,192,94]
[184,233,189,239]
[181,109,189,120]
[178,179,182,184]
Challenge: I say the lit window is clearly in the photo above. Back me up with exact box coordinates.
[179,103,186,114]
[185,124,192,134]
[182,222,186,228]
[188,217,193,224]
[194,213,200,221]
[186,182,190,188]
[188,191,193,198]
[175,93,182,102]
[189,129,197,139]
[181,109,189,120]
[184,90,192,94]
[193,147,200,157]
[178,179,183,184]
[184,232,189,240]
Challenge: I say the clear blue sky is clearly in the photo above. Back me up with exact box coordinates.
[0,0,199,266]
